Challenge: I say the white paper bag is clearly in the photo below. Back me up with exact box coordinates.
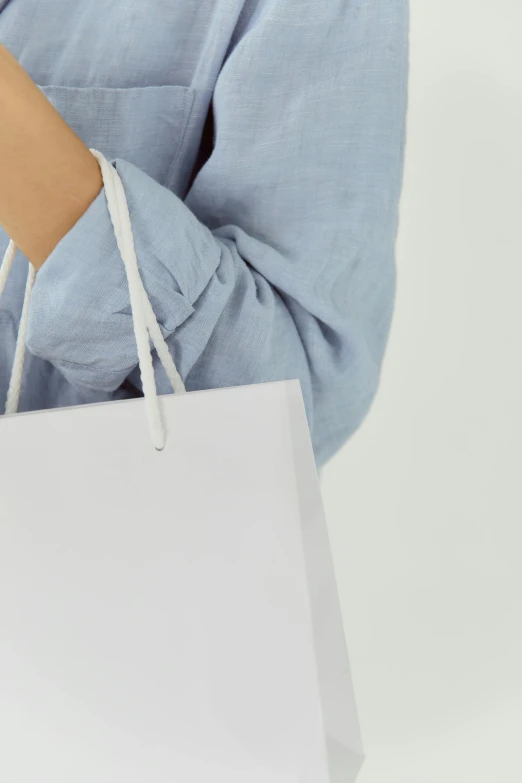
[0,151,363,783]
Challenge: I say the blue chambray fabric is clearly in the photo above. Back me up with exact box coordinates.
[0,0,409,467]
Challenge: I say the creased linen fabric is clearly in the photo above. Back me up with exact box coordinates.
[0,0,409,466]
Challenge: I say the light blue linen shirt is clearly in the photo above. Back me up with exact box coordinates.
[0,0,408,466]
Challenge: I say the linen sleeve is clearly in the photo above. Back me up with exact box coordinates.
[26,0,409,465]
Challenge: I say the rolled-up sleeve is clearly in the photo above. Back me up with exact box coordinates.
[26,0,409,466]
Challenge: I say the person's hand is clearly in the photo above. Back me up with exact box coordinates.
[0,44,103,269]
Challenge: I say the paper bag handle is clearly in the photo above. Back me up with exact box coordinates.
[0,148,185,450]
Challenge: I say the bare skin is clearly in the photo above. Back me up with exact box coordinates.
[0,43,103,270]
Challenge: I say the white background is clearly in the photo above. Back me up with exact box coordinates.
[322,1,522,780]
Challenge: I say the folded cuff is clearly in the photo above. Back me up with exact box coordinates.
[26,157,221,391]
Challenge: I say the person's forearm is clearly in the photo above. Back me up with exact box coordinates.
[0,44,102,269]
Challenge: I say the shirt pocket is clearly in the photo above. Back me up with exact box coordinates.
[37,84,196,190]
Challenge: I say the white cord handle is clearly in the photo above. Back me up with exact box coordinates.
[0,148,185,450]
